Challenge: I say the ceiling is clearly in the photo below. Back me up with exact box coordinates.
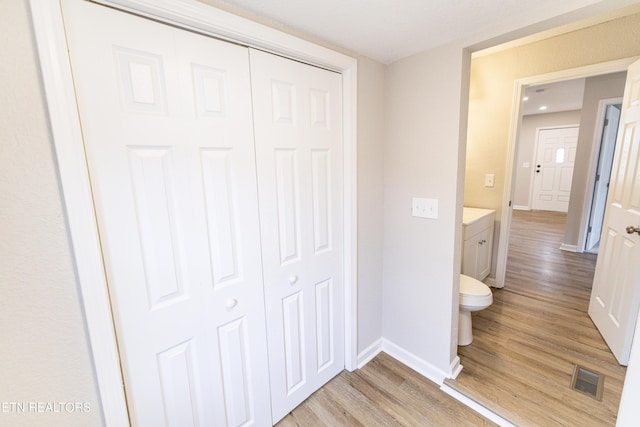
[217,0,612,63]
[522,79,586,116]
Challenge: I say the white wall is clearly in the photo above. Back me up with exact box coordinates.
[382,42,469,377]
[0,1,103,425]
[514,110,582,209]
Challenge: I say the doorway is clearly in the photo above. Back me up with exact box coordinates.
[585,101,622,254]
[456,63,633,423]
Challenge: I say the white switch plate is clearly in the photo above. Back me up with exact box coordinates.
[485,173,495,188]
[412,197,438,219]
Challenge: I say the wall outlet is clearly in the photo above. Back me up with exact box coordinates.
[412,197,438,219]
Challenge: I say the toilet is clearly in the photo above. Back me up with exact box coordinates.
[458,274,493,346]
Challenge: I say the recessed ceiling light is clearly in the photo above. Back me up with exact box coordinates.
[539,106,548,111]
[523,96,529,101]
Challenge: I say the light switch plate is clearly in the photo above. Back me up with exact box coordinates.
[485,173,495,188]
[412,197,438,219]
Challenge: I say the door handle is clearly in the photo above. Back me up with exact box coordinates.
[626,225,640,235]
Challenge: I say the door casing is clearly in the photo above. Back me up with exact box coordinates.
[29,0,358,424]
[495,58,639,289]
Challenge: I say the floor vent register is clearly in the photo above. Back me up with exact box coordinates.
[570,364,604,401]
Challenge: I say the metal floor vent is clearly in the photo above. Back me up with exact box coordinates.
[570,364,604,401]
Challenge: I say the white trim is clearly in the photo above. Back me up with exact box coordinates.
[579,97,624,253]
[495,57,638,288]
[449,356,463,379]
[381,339,452,384]
[357,339,383,369]
[28,1,129,425]
[528,124,579,212]
[560,243,580,253]
[484,276,496,288]
[512,205,530,211]
[30,0,358,421]
[440,384,516,427]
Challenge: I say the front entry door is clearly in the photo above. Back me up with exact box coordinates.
[62,1,271,424]
[589,58,640,365]
[250,50,345,423]
[531,126,579,212]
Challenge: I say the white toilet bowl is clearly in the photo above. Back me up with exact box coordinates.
[458,274,493,346]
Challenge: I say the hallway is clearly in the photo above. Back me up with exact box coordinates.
[448,210,627,425]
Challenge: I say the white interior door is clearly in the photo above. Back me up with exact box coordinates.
[249,49,344,423]
[586,104,621,253]
[531,127,579,212]
[62,1,271,425]
[589,59,640,366]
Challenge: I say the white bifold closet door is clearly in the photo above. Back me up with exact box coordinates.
[62,1,271,426]
[62,0,344,425]
[250,50,344,423]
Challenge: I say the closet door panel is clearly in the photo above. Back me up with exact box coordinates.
[250,48,344,423]
[62,1,270,425]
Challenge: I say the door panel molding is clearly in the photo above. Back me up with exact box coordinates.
[29,0,358,424]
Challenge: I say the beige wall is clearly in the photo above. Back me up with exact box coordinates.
[565,72,626,248]
[466,12,640,278]
[0,2,102,425]
[356,57,386,354]
[383,42,469,374]
[514,110,582,209]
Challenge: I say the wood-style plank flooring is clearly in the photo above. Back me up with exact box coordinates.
[447,210,627,426]
[276,210,626,426]
[276,352,496,426]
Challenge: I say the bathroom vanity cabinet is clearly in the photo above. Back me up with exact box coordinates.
[462,208,496,281]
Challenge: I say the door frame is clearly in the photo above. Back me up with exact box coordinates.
[29,0,358,424]
[581,97,623,253]
[529,125,580,212]
[495,57,638,288]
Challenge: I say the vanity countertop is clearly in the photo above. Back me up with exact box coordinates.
[463,207,496,225]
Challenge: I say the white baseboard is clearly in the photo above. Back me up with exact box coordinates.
[381,338,451,384]
[560,243,580,253]
[357,338,383,369]
[512,205,530,211]
[450,356,463,379]
[484,276,496,288]
[440,384,516,427]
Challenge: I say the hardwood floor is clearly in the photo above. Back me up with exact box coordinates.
[448,210,627,426]
[276,210,626,426]
[276,352,496,426]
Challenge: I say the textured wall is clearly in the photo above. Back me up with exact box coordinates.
[0,1,103,426]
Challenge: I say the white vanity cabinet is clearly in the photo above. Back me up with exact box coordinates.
[462,208,496,281]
